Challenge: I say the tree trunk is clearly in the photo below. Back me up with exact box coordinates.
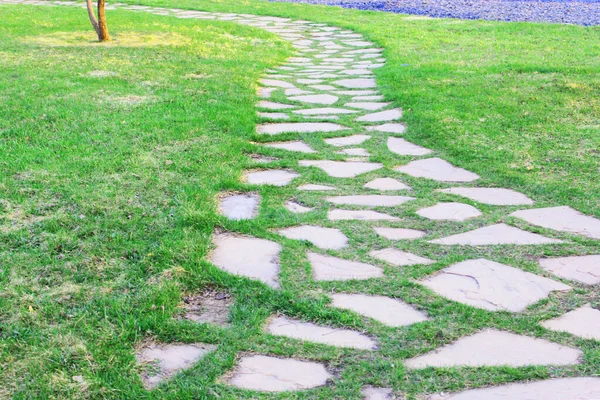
[86,0,100,36]
[97,0,110,42]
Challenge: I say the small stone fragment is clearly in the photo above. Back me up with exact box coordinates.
[258,112,290,120]
[278,225,348,250]
[416,202,482,221]
[243,170,299,186]
[361,387,394,400]
[369,248,434,266]
[366,123,406,134]
[309,252,383,281]
[257,101,296,110]
[374,227,426,240]
[364,178,411,191]
[395,158,479,182]
[285,201,313,214]
[288,94,339,105]
[331,293,428,327]
[265,141,316,153]
[325,134,371,146]
[345,102,390,110]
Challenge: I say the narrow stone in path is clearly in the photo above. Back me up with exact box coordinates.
[395,158,479,182]
[258,87,276,98]
[364,178,411,191]
[260,78,295,88]
[438,187,533,205]
[337,148,370,156]
[324,134,371,146]
[288,94,339,105]
[429,223,563,245]
[345,102,390,110]
[328,209,399,221]
[352,95,384,101]
[136,342,217,389]
[226,355,331,392]
[210,234,281,288]
[243,170,299,186]
[334,90,379,95]
[374,227,426,240]
[356,108,403,122]
[299,160,382,178]
[258,112,290,120]
[511,206,600,239]
[416,202,482,221]
[366,123,407,134]
[334,78,377,88]
[285,201,313,213]
[361,387,394,400]
[297,78,322,84]
[387,137,433,156]
[298,184,337,191]
[541,305,600,340]
[265,141,316,153]
[285,88,313,96]
[258,122,347,135]
[331,293,428,327]
[425,378,600,400]
[219,193,260,220]
[327,195,415,207]
[257,101,296,110]
[278,225,348,250]
[419,258,571,312]
[370,248,434,266]
[539,255,600,285]
[309,252,384,281]
[294,107,357,115]
[267,316,376,349]
[404,329,581,369]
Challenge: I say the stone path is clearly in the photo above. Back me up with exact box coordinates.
[5,0,600,398]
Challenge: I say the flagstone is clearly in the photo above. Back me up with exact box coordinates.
[366,123,407,134]
[395,158,479,182]
[356,108,403,122]
[258,112,290,120]
[364,178,411,191]
[298,184,337,191]
[419,258,571,312]
[309,252,384,281]
[259,78,296,88]
[297,78,322,84]
[278,225,348,250]
[438,187,533,205]
[226,355,331,392]
[417,202,482,221]
[328,209,399,221]
[511,206,600,240]
[539,255,600,285]
[266,316,376,349]
[337,148,370,156]
[299,160,382,178]
[249,154,279,164]
[265,141,316,153]
[210,234,281,288]
[305,115,340,120]
[341,69,373,76]
[541,305,600,340]
[257,122,347,135]
[257,101,296,110]
[333,90,379,95]
[331,293,428,327]
[370,248,434,266]
[243,170,299,186]
[285,88,313,96]
[374,227,426,240]
[288,94,339,105]
[352,95,385,101]
[429,223,563,245]
[386,137,432,156]
[334,78,377,88]
[310,84,337,90]
[346,102,390,111]
[219,193,260,220]
[285,201,313,213]
[361,387,394,400]
[324,134,371,146]
[294,107,358,115]
[404,329,581,369]
[258,87,276,98]
[326,195,414,207]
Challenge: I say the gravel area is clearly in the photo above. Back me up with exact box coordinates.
[271,0,600,26]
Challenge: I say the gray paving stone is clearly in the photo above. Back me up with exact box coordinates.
[374,227,426,240]
[429,223,563,245]
[541,305,600,340]
[419,258,571,312]
[333,90,379,95]
[356,108,403,122]
[370,248,434,266]
[297,183,337,191]
[258,112,290,120]
[351,95,384,101]
[219,193,260,220]
[285,201,313,213]
[387,137,433,156]
[257,101,296,110]
[300,160,382,178]
[404,329,581,369]
[336,148,370,156]
[243,170,299,186]
[257,122,347,135]
[309,252,383,281]
[326,195,415,207]
[260,78,296,88]
[334,78,377,88]
[511,206,600,240]
[226,355,331,392]
[258,87,276,98]
[331,293,428,327]
[395,158,479,182]
[267,316,376,349]
[324,134,371,146]
[294,107,358,115]
[366,123,407,134]
[539,255,600,285]
[288,94,339,105]
[265,141,316,153]
[364,178,411,191]
[437,187,533,206]
[345,102,390,110]
[416,202,482,221]
[328,209,399,221]
[305,115,340,120]
[361,387,395,400]
[285,88,313,96]
[210,234,281,288]
[278,225,348,250]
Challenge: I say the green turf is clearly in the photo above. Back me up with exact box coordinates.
[0,1,599,399]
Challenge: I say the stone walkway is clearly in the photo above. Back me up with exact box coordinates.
[4,0,600,398]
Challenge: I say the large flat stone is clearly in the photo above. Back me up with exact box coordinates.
[404,329,581,369]
[226,355,331,392]
[257,101,296,110]
[324,134,371,146]
[299,160,382,178]
[366,123,406,134]
[416,202,482,221]
[258,122,347,135]
[429,223,563,245]
[426,378,600,400]
[331,293,428,327]
[511,206,600,240]
[395,158,479,182]
[210,234,281,288]
[387,137,432,156]
[437,187,533,206]
[288,94,339,105]
[219,193,260,220]
[265,141,316,153]
[364,178,411,191]
[278,225,348,250]
[356,108,403,122]
[326,195,415,207]
[374,227,426,240]
[539,255,600,285]
[309,252,384,281]
[243,170,299,186]
[419,258,571,312]
[260,78,296,88]
[267,316,376,349]
[541,305,600,340]
[333,78,376,88]
[328,209,399,221]
[370,248,434,266]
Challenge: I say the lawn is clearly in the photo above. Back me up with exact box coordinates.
[0,1,599,399]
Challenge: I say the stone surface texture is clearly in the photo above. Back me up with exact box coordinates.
[416,202,482,221]
[278,225,348,249]
[396,158,479,182]
[511,206,600,239]
[438,187,533,205]
[331,293,428,327]
[541,305,600,340]
[429,223,563,245]
[219,193,260,220]
[539,255,600,285]
[309,252,384,281]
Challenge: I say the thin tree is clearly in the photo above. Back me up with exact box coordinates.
[86,0,110,42]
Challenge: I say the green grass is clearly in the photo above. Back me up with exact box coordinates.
[0,1,599,399]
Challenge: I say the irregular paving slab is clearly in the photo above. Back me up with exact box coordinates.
[387,137,433,156]
[429,223,563,245]
[333,78,377,88]
[337,147,370,156]
[267,316,376,349]
[243,170,299,186]
[419,258,571,312]
[511,206,600,240]
[328,209,399,221]
[416,202,482,221]
[539,255,600,285]
[309,252,383,281]
[404,329,581,369]
[361,387,394,400]
[364,178,411,191]
[326,195,415,207]
[370,248,434,266]
[541,305,600,340]
[260,78,295,88]
[395,158,479,182]
[258,122,347,135]
[258,112,290,120]
[288,94,339,105]
[278,225,348,250]
[219,193,260,220]
[298,183,337,191]
[226,355,331,392]
[299,160,382,178]
[257,101,296,110]
[285,201,313,214]
[265,140,316,153]
[294,107,357,115]
[324,134,371,146]
[356,108,403,122]
[366,123,407,134]
[331,293,428,327]
[374,227,426,240]
[136,342,217,389]
[437,187,533,206]
[345,102,390,110]
[211,234,282,288]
